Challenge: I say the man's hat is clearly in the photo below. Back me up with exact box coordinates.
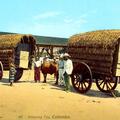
[63,53,70,57]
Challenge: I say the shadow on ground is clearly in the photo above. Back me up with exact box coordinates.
[0,78,10,86]
[1,77,120,98]
[0,78,9,83]
[49,82,120,98]
[85,89,115,98]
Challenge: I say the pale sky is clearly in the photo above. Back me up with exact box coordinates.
[0,0,120,37]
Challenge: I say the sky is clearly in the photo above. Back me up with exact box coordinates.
[0,0,120,38]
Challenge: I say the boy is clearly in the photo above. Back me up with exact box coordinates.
[9,59,16,86]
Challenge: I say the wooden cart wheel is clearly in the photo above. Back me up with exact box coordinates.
[71,62,92,93]
[14,68,23,82]
[0,61,3,80]
[96,76,118,92]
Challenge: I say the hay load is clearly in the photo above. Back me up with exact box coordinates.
[68,30,120,76]
[69,30,120,48]
[0,34,36,49]
[0,34,36,70]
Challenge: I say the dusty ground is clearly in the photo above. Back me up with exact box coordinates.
[0,70,120,120]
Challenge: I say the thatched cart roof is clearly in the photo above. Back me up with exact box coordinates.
[69,30,120,48]
[0,32,68,46]
[0,34,36,49]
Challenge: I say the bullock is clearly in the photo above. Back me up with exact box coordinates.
[41,58,58,84]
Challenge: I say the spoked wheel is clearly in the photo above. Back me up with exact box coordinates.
[71,62,92,93]
[96,76,118,92]
[14,68,23,82]
[0,61,3,80]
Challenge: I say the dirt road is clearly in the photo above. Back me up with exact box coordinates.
[0,70,120,120]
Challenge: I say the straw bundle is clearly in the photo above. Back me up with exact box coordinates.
[0,34,36,49]
[68,30,120,76]
[0,34,36,70]
[69,30,120,48]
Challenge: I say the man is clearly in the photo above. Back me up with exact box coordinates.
[58,54,64,86]
[63,53,73,91]
[34,57,43,83]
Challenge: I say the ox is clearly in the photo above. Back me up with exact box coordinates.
[41,58,58,84]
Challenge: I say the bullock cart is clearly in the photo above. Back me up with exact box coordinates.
[0,34,36,81]
[68,30,120,93]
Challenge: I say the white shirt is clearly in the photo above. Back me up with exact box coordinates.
[39,57,44,64]
[34,57,44,67]
[63,59,73,75]
[35,60,41,67]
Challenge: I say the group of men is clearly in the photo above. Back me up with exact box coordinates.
[34,53,73,92]
[9,53,73,92]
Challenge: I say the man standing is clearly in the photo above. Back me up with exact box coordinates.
[34,58,42,83]
[63,53,73,91]
[58,54,64,86]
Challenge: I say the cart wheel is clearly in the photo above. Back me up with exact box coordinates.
[71,62,92,93]
[0,61,3,80]
[96,76,118,92]
[14,68,23,82]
